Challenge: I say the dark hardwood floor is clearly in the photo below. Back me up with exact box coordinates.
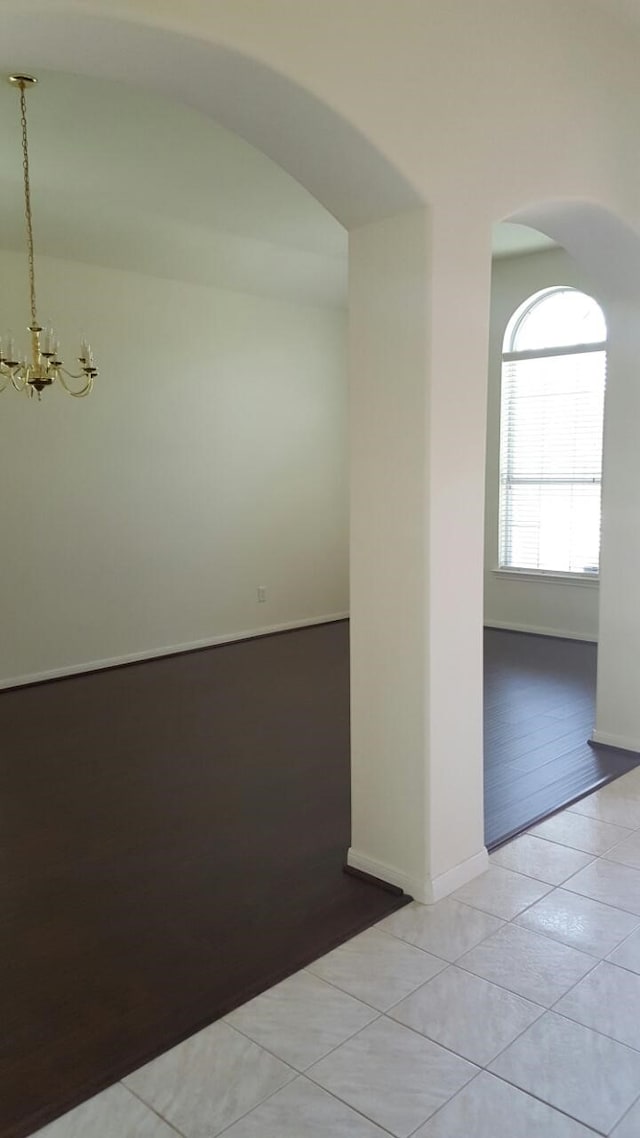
[1,621,407,1138]
[484,628,640,849]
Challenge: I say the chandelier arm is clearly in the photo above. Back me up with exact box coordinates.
[57,369,94,397]
[59,368,89,380]
[11,371,28,392]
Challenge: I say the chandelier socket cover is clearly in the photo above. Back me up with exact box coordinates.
[8,75,37,88]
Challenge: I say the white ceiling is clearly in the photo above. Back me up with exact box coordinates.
[0,71,348,307]
[492,223,556,259]
[0,72,558,309]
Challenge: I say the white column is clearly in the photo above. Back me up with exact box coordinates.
[425,208,491,890]
[348,205,490,902]
[594,299,640,752]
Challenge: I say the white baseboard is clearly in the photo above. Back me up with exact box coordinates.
[484,620,597,644]
[0,612,349,690]
[591,729,640,755]
[427,849,490,903]
[347,846,488,905]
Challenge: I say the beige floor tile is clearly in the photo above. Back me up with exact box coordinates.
[611,767,640,797]
[451,865,551,920]
[569,790,640,830]
[307,927,446,1011]
[221,1076,389,1137]
[606,829,640,870]
[123,1021,294,1138]
[389,965,543,1065]
[308,1016,476,1138]
[377,898,503,962]
[530,810,632,855]
[414,1071,598,1138]
[611,1095,640,1138]
[608,926,640,974]
[556,961,640,1050]
[32,1085,179,1138]
[489,1012,640,1134]
[490,834,593,885]
[458,923,595,1006]
[514,887,640,958]
[226,970,377,1070]
[563,858,640,916]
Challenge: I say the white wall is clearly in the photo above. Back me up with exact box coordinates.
[484,247,602,642]
[0,249,347,685]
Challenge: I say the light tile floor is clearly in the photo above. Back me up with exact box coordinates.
[34,767,640,1138]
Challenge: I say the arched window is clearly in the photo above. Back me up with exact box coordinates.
[499,287,606,575]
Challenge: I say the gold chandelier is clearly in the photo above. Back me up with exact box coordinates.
[0,75,97,400]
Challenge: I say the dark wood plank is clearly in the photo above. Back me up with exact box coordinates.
[0,621,407,1138]
[484,629,640,849]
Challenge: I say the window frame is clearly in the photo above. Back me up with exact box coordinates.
[496,286,606,582]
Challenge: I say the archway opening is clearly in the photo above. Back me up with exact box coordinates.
[484,207,640,849]
[0,24,425,1134]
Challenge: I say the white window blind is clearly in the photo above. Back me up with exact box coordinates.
[498,288,606,576]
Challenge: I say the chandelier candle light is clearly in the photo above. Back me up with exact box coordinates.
[0,75,97,399]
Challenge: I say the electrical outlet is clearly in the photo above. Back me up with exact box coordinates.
[257,585,267,603]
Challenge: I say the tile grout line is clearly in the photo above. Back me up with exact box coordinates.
[560,880,640,919]
[375,892,622,1016]
[212,1075,315,1138]
[474,1065,610,1136]
[475,823,640,1129]
[374,899,508,961]
[377,1004,528,1072]
[123,1023,299,1138]
[303,928,452,1012]
[224,1002,384,1079]
[604,919,640,962]
[488,858,598,890]
[378,988,639,1130]
[511,911,640,960]
[301,1063,408,1136]
[120,1083,190,1138]
[299,964,447,1017]
[545,954,640,1058]
[451,932,599,1008]
[499,828,612,852]
[381,916,640,1063]
[528,831,635,856]
[218,947,556,1133]
[611,1088,640,1138]
[446,883,555,923]
[404,1071,607,1138]
[548,1002,640,1058]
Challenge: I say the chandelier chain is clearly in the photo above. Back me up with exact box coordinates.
[19,82,38,330]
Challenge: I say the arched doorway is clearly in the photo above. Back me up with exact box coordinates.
[484,203,640,845]
[0,3,490,908]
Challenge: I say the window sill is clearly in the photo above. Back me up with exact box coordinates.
[492,569,599,588]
